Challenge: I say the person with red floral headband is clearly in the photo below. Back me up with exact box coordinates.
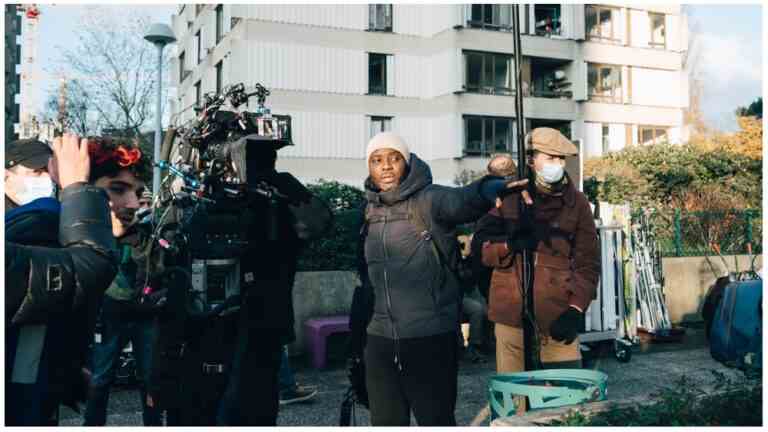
[80,137,162,426]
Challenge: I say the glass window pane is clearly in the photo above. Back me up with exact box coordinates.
[484,54,493,89]
[369,5,375,28]
[466,118,482,153]
[588,64,598,94]
[494,56,509,90]
[494,119,509,152]
[377,5,385,26]
[586,6,598,36]
[656,128,667,142]
[466,53,482,89]
[370,119,379,137]
[600,67,612,95]
[640,128,654,144]
[484,4,493,24]
[651,14,665,44]
[499,4,511,27]
[369,54,386,94]
[599,8,612,39]
[484,118,494,155]
[471,4,482,22]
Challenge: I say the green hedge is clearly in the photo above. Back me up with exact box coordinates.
[297,180,365,271]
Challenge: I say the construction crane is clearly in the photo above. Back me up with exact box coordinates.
[17,3,41,139]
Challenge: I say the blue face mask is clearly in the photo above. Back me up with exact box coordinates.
[537,163,565,184]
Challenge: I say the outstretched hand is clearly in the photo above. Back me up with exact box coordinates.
[496,178,533,208]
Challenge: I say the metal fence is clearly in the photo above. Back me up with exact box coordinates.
[647,209,762,258]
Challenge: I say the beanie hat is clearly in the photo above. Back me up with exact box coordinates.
[366,132,410,165]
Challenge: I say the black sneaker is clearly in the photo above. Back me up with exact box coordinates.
[279,385,318,405]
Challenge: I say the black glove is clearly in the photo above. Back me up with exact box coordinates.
[549,306,585,345]
[347,356,369,408]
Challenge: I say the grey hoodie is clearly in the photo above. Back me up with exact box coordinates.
[363,153,493,342]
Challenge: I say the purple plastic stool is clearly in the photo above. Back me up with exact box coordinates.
[304,315,350,369]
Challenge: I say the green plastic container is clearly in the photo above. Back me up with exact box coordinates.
[488,369,608,421]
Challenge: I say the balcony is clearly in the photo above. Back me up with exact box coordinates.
[528,57,573,99]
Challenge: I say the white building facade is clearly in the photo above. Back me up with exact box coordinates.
[171,4,689,187]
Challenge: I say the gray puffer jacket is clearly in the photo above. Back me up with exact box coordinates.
[364,153,493,341]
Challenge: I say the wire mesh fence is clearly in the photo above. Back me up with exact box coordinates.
[640,209,762,258]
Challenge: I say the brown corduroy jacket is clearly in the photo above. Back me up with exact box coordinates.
[475,180,600,334]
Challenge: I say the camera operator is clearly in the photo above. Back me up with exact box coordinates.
[5,134,118,425]
[149,144,331,426]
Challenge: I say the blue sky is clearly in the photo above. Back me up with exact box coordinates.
[685,5,763,131]
[32,4,763,133]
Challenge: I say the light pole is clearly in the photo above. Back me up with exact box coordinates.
[144,23,176,195]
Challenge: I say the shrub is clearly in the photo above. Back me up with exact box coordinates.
[550,372,762,426]
[297,180,365,271]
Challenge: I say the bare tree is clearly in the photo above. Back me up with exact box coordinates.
[56,8,168,140]
[43,79,99,136]
[681,5,708,134]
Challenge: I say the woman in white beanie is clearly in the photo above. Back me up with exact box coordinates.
[356,132,520,426]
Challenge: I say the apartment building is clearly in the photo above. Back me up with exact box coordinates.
[5,4,22,144]
[170,4,689,187]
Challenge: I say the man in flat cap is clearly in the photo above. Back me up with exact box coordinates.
[474,127,600,380]
[5,138,56,211]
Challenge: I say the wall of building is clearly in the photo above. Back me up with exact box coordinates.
[170,3,690,184]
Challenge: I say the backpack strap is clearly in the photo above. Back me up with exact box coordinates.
[406,196,444,266]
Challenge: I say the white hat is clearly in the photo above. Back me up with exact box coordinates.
[366,132,410,165]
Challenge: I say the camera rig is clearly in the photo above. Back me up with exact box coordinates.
[137,82,294,317]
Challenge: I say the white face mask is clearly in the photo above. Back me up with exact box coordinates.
[536,163,565,184]
[12,175,55,205]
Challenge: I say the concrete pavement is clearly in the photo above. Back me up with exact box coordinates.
[59,327,743,426]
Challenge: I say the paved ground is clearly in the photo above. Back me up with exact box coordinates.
[59,326,744,426]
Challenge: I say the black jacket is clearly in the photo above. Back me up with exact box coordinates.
[363,153,493,339]
[5,183,117,325]
[5,183,118,410]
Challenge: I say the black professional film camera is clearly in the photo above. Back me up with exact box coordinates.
[136,82,299,316]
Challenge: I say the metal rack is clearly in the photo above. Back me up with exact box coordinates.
[579,222,638,363]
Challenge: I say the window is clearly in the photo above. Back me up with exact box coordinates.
[586,5,620,43]
[468,4,513,31]
[195,81,202,108]
[196,30,202,64]
[179,51,189,82]
[649,12,666,49]
[464,116,514,157]
[534,5,561,37]
[638,126,668,145]
[601,124,610,154]
[464,51,513,95]
[588,63,622,103]
[368,53,388,95]
[215,60,223,95]
[369,5,392,31]
[216,4,224,43]
[369,116,392,138]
